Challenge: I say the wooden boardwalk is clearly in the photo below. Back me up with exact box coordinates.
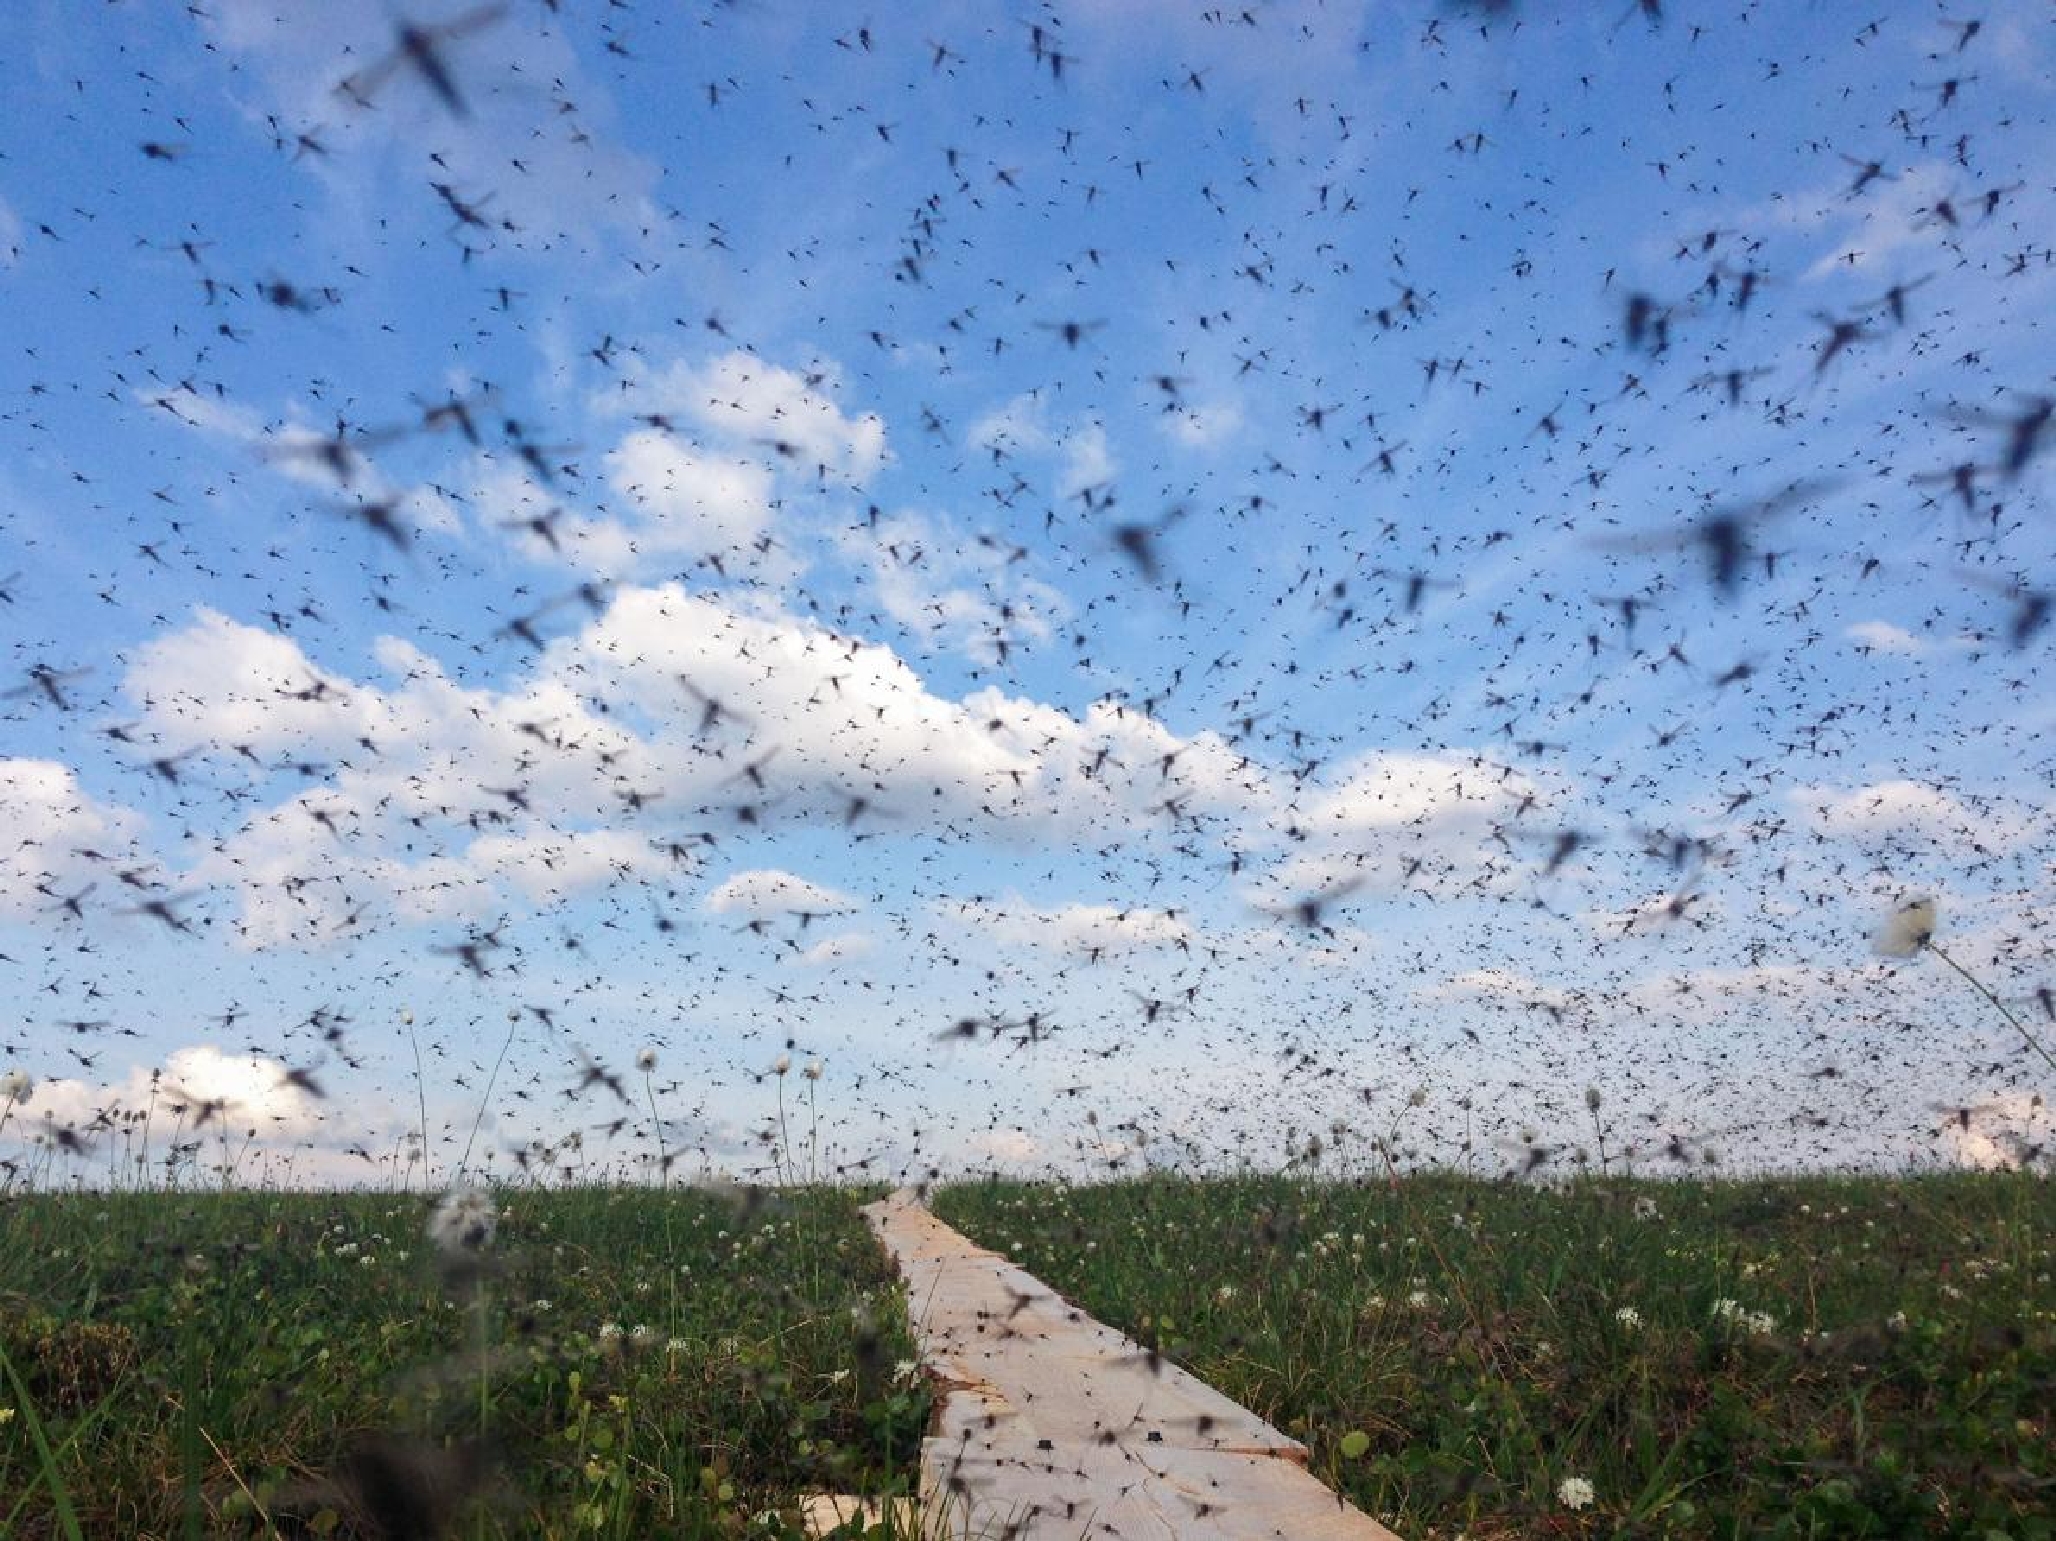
[859,1190,1402,1540]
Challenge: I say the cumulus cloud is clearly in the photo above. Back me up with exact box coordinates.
[1257,750,1551,899]
[705,869,856,919]
[1796,780,1992,841]
[29,1044,328,1141]
[968,393,1116,496]
[599,431,778,561]
[112,592,1594,958]
[622,352,887,484]
[946,897,1193,954]
[1846,619,1941,655]
[837,507,1064,664]
[0,760,151,920]
[125,607,380,758]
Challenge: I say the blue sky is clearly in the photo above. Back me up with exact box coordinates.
[0,0,2051,1184]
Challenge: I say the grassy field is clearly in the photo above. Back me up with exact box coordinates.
[935,1172,2055,1540]
[0,1185,929,1539]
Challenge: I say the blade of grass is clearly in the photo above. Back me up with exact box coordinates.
[0,1336,87,1541]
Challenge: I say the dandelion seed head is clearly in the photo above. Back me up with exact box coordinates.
[802,1058,824,1081]
[426,1186,496,1255]
[1875,895,1938,958]
[636,1047,658,1072]
[0,1069,31,1104]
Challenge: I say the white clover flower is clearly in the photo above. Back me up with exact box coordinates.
[426,1186,497,1256]
[598,1321,623,1341]
[1614,1305,1644,1331]
[1875,895,1937,958]
[0,1070,31,1104]
[637,1047,658,1072]
[1557,1475,1596,1511]
[1631,1196,1660,1221]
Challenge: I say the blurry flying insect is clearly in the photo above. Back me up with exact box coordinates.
[7,663,93,711]
[1956,571,2051,648]
[1599,477,1841,596]
[324,495,414,553]
[1943,392,2053,479]
[1257,875,1366,931]
[1036,318,1106,349]
[337,5,509,118]
[1110,503,1191,586]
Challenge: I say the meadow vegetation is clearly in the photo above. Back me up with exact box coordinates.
[0,1184,929,1539]
[936,1170,2054,1540]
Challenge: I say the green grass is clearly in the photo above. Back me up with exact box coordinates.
[0,1185,930,1539]
[934,1172,2055,1540]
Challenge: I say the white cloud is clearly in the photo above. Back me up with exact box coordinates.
[838,507,1063,664]
[623,353,887,484]
[1796,780,1992,841]
[946,897,1193,954]
[126,607,379,758]
[799,930,873,965]
[600,431,777,561]
[467,827,659,903]
[31,1044,326,1141]
[1845,619,1941,655]
[705,869,856,919]
[1057,423,1117,497]
[1162,398,1243,450]
[967,1127,1043,1165]
[117,592,1564,954]
[968,394,1116,496]
[0,760,150,921]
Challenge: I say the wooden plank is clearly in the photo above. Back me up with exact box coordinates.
[798,1492,922,1536]
[865,1190,1404,1540]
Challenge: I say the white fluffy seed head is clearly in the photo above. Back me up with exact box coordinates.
[427,1186,497,1255]
[802,1059,824,1081]
[772,1053,792,1076]
[637,1047,658,1072]
[0,1069,31,1104]
[1875,895,1938,958]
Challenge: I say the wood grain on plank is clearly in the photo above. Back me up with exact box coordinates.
[865,1190,1404,1540]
